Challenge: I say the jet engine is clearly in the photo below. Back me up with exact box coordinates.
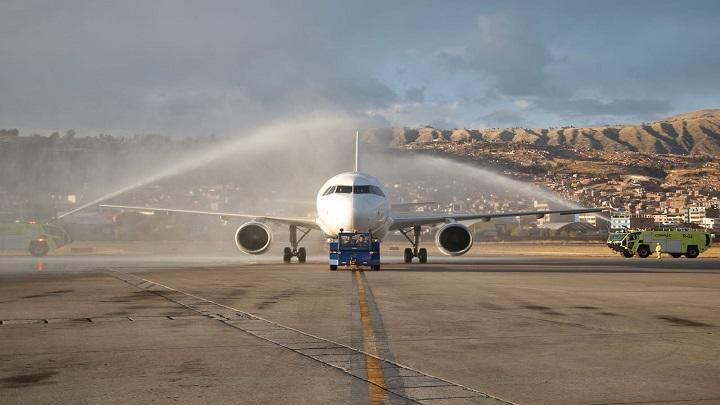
[435,223,473,256]
[235,222,273,254]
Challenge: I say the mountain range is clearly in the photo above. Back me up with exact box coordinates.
[364,109,720,155]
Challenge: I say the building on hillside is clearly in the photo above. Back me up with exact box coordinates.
[653,213,668,224]
[611,212,655,230]
[664,213,686,225]
[533,201,554,225]
[610,212,631,230]
[630,215,655,230]
[685,206,706,224]
[701,217,719,230]
[654,209,687,225]
[705,205,719,219]
[578,213,597,226]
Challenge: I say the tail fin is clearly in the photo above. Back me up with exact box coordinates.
[354,130,359,172]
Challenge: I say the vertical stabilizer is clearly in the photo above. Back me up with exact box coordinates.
[354,130,359,172]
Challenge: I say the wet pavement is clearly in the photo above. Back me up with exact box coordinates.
[1,256,719,404]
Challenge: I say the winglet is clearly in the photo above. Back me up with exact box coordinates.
[354,130,359,172]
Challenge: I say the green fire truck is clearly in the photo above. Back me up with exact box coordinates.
[607,229,712,258]
[0,222,71,256]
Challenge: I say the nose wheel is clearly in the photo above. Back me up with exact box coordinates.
[284,225,310,263]
[400,226,427,263]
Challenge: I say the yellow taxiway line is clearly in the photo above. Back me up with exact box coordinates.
[354,270,388,404]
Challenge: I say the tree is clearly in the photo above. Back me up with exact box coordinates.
[0,128,19,137]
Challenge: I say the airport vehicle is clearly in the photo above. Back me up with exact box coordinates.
[607,230,631,256]
[608,229,712,258]
[328,231,380,270]
[101,132,603,265]
[0,222,71,257]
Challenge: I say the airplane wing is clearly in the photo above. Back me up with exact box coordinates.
[391,201,437,209]
[390,208,605,229]
[100,204,320,229]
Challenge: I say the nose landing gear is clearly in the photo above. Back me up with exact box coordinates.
[400,226,427,263]
[283,225,310,263]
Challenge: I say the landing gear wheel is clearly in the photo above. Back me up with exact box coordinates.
[286,224,311,264]
[283,247,292,263]
[403,248,413,264]
[418,248,428,263]
[371,265,380,271]
[622,250,634,258]
[400,225,423,265]
[685,246,699,258]
[329,265,338,271]
[670,253,682,258]
[637,245,651,258]
[29,241,48,257]
[29,241,49,257]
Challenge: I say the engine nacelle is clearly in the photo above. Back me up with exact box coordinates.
[235,222,273,254]
[435,222,473,256]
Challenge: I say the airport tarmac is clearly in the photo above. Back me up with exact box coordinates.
[1,256,719,404]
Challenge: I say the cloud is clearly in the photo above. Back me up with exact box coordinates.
[438,12,554,97]
[477,109,527,127]
[539,98,673,121]
[405,87,426,103]
[428,118,457,130]
[0,2,400,135]
[514,99,531,109]
[0,1,718,134]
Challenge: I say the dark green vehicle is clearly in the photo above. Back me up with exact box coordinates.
[608,229,712,258]
[0,222,71,256]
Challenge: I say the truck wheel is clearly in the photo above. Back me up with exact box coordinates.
[637,245,651,258]
[622,251,633,258]
[371,265,380,270]
[403,248,413,264]
[418,248,428,263]
[685,246,699,259]
[29,241,49,257]
[283,247,292,263]
[297,247,306,263]
[329,265,338,271]
[670,253,682,258]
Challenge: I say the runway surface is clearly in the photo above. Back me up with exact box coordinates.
[1,256,719,404]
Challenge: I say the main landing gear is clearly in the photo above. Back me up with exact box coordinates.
[399,225,427,264]
[284,224,311,263]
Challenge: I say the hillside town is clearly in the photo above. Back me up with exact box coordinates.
[398,138,720,234]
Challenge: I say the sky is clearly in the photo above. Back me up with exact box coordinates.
[1,0,719,136]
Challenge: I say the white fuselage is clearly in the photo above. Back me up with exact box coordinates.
[315,172,392,239]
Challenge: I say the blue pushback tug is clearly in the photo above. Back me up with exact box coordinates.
[329,231,380,271]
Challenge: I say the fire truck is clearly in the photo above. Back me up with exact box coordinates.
[0,222,71,257]
[607,229,712,258]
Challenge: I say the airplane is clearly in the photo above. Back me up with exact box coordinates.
[101,131,603,268]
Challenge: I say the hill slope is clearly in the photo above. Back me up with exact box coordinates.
[365,109,720,155]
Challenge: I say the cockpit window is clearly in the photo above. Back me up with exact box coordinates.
[370,185,385,197]
[323,184,385,196]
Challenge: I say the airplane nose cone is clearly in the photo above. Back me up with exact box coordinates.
[329,198,355,231]
[351,207,374,232]
[327,197,377,233]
